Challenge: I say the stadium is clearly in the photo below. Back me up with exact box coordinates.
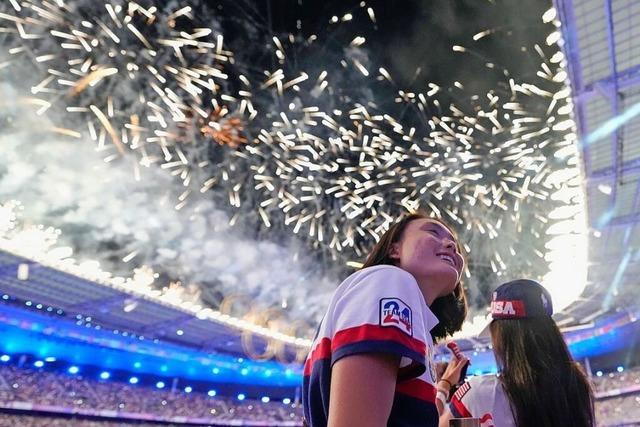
[0,0,639,426]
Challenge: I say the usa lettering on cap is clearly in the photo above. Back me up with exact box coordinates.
[490,300,526,317]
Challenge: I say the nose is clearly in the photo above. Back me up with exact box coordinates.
[442,237,456,250]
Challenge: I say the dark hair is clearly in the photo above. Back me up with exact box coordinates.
[490,317,595,427]
[361,212,468,341]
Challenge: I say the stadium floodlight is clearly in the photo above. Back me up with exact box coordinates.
[617,366,624,373]
[207,390,217,397]
[68,366,79,374]
[212,367,220,374]
[240,368,249,376]
[156,381,165,389]
[283,398,291,405]
[0,355,10,362]
[133,362,141,368]
[129,376,139,384]
[237,393,246,401]
[176,329,184,336]
[44,357,56,362]
[100,372,110,380]
[33,360,44,368]
[184,386,192,393]
[596,371,603,377]
[261,396,270,403]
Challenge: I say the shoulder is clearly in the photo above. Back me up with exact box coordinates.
[339,265,419,294]
[453,375,500,404]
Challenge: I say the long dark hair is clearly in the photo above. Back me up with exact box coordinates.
[491,317,594,427]
[361,213,467,341]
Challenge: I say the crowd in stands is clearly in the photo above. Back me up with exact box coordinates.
[0,413,178,426]
[0,364,302,426]
[592,366,640,426]
[593,367,640,394]
[3,363,640,426]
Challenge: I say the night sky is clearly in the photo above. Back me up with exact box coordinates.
[213,0,553,96]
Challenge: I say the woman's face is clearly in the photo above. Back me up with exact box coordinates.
[390,218,464,298]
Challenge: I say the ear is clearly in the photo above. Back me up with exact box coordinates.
[389,242,401,260]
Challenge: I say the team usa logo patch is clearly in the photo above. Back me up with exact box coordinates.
[379,298,412,335]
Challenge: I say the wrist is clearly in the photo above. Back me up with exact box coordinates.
[439,378,454,389]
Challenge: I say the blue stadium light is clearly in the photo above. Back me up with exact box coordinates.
[36,304,42,309]
[285,368,292,377]
[129,376,139,384]
[160,365,168,373]
[100,372,111,380]
[261,396,270,403]
[240,368,249,376]
[184,386,192,393]
[596,371,603,377]
[617,366,624,373]
[68,366,79,375]
[0,355,10,363]
[264,369,272,377]
[237,393,246,401]
[2,295,8,300]
[44,357,56,362]
[212,367,220,374]
[25,301,32,306]
[207,390,217,397]
[283,398,291,405]
[156,381,165,389]
[33,360,44,368]
[133,362,141,368]
[176,329,184,336]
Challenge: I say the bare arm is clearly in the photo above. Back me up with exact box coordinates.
[327,353,400,427]
[436,355,469,415]
[439,406,454,427]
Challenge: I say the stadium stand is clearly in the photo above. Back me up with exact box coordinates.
[0,364,303,426]
[593,366,640,427]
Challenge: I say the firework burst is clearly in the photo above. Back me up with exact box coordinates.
[0,0,581,321]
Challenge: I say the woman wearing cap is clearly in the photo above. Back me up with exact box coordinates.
[302,213,469,427]
[439,279,594,427]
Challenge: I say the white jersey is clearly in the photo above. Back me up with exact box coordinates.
[303,265,441,427]
[449,375,515,427]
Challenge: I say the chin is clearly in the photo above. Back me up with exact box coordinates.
[428,271,459,296]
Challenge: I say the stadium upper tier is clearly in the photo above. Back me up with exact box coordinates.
[555,0,640,323]
[0,249,303,362]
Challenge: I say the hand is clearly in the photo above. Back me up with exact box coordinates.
[435,361,448,382]
[440,355,469,387]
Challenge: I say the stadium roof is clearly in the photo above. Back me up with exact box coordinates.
[0,249,299,362]
[555,0,640,323]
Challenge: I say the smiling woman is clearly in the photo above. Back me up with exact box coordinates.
[302,212,469,427]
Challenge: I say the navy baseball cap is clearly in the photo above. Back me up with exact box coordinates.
[478,279,553,337]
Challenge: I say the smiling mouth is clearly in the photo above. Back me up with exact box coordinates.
[438,254,457,269]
